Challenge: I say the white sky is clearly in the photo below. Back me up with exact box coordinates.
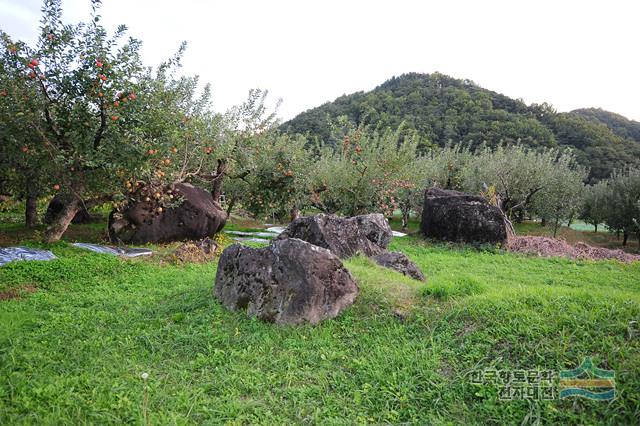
[1,0,639,122]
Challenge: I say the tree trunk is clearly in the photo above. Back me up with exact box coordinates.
[43,198,81,243]
[553,217,560,238]
[514,209,525,223]
[567,214,574,228]
[401,209,410,230]
[622,230,628,246]
[225,196,236,217]
[290,207,301,222]
[44,194,93,225]
[594,223,598,233]
[25,191,38,228]
[541,218,546,227]
[211,159,226,203]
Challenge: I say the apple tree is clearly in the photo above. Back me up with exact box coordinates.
[531,153,587,237]
[310,124,421,217]
[394,144,473,229]
[222,131,312,222]
[0,60,54,227]
[602,166,640,246]
[580,181,609,233]
[0,0,212,242]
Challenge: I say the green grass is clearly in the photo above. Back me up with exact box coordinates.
[1,222,639,424]
[388,214,421,234]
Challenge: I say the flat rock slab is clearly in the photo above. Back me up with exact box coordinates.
[0,247,57,267]
[372,251,426,281]
[277,213,392,259]
[72,243,152,258]
[214,238,358,325]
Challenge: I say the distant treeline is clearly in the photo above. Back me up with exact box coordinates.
[281,73,640,182]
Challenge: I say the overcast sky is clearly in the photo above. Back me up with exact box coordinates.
[2,0,639,122]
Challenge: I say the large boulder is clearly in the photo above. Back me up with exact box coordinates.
[277,213,392,259]
[421,188,507,244]
[214,238,358,325]
[372,251,426,281]
[108,183,227,244]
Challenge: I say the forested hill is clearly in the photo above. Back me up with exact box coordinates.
[281,73,640,181]
[570,108,640,141]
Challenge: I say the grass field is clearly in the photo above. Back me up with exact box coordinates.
[1,217,640,424]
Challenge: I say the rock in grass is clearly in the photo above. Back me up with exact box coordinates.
[421,188,507,244]
[277,213,392,259]
[214,238,358,325]
[277,213,426,282]
[108,183,227,244]
[372,251,426,281]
